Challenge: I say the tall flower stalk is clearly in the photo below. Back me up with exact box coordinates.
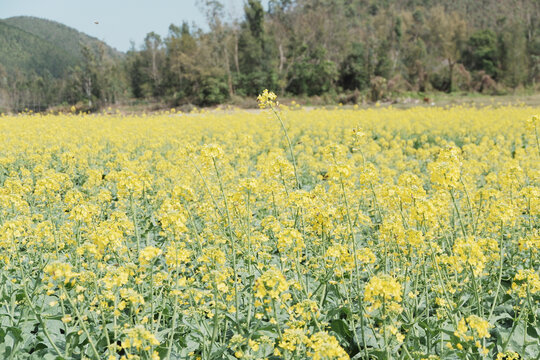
[258,89,302,189]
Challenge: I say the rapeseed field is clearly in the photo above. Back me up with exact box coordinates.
[0,99,538,359]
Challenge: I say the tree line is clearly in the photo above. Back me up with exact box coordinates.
[1,0,539,112]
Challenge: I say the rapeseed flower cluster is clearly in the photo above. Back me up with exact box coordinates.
[0,105,538,359]
[453,315,492,355]
[364,275,402,313]
[257,89,278,109]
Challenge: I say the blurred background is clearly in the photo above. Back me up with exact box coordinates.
[0,0,538,113]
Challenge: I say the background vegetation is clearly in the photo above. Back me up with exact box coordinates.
[0,0,539,112]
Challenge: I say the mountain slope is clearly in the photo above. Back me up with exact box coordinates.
[3,16,122,62]
[0,20,76,78]
[0,16,122,79]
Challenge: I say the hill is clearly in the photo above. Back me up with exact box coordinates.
[0,20,76,78]
[3,16,123,62]
[0,16,122,79]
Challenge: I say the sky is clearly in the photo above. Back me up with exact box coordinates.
[0,0,268,52]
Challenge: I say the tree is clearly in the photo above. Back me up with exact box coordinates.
[339,42,369,91]
[428,7,467,92]
[142,32,165,97]
[287,45,337,96]
[164,22,198,100]
[463,29,498,78]
[76,44,103,109]
[126,49,148,99]
[499,22,528,89]
[237,0,278,95]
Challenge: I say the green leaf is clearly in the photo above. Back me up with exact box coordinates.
[526,323,539,339]
[331,319,353,341]
[6,326,23,343]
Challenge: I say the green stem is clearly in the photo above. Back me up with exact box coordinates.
[62,288,101,359]
[212,158,240,332]
[270,106,301,189]
[166,246,180,360]
[20,277,63,358]
[208,287,220,357]
[450,189,468,237]
[130,194,141,254]
[488,223,505,321]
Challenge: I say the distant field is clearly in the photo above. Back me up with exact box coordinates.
[77,92,540,115]
[0,105,538,359]
[398,92,540,108]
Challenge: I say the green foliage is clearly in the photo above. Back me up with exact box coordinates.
[499,22,529,89]
[244,0,265,40]
[126,51,149,99]
[374,40,392,79]
[340,43,369,91]
[287,46,338,96]
[3,16,123,62]
[2,0,540,111]
[463,29,499,78]
[0,21,76,78]
[196,74,229,106]
[0,17,126,112]
[236,0,279,96]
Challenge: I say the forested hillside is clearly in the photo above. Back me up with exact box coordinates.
[3,16,123,62]
[0,16,124,112]
[0,21,76,78]
[1,0,539,112]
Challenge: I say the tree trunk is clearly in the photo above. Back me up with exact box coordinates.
[224,47,234,97]
[448,59,454,93]
[279,43,285,74]
[85,76,92,108]
[234,33,240,74]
